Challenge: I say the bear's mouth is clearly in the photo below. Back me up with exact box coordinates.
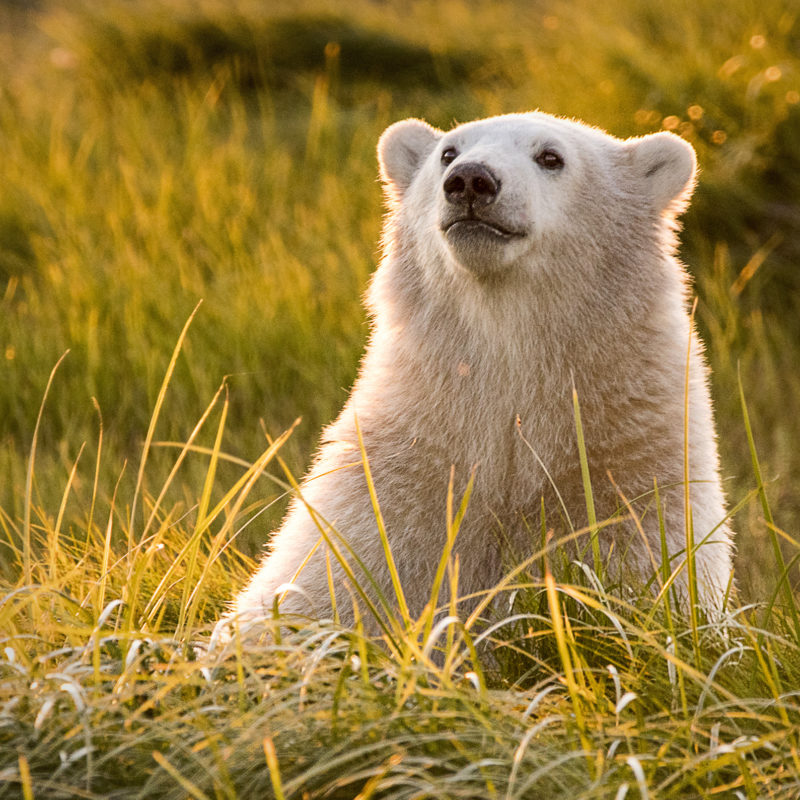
[442,217,525,240]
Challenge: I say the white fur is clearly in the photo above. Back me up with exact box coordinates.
[229,112,733,633]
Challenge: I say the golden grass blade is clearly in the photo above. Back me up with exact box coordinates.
[263,737,287,800]
[144,423,296,630]
[129,301,202,552]
[422,466,475,647]
[18,754,33,800]
[176,383,229,637]
[152,751,212,800]
[325,547,339,625]
[23,350,70,587]
[269,438,400,649]
[683,298,700,668]
[50,442,85,583]
[572,384,601,577]
[354,415,410,629]
[142,379,227,547]
[86,398,104,556]
[544,565,591,757]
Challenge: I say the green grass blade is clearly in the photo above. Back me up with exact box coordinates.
[738,365,800,636]
[655,480,688,715]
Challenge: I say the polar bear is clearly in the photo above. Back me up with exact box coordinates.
[229,112,734,633]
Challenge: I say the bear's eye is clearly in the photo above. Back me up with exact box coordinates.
[441,146,458,166]
[535,149,564,170]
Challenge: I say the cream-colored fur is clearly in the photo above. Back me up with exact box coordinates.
[229,112,733,633]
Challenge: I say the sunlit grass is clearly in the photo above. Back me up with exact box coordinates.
[2,0,798,574]
[2,347,800,796]
[2,0,800,796]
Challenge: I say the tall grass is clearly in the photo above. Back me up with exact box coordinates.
[1,0,800,796]
[2,0,798,576]
[2,343,800,796]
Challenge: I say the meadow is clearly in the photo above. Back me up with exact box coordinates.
[1,0,800,796]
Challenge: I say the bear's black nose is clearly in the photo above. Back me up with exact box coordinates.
[443,163,499,207]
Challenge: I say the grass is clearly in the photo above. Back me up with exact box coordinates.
[3,396,800,796]
[1,0,800,796]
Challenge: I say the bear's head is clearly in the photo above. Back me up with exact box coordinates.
[378,113,696,284]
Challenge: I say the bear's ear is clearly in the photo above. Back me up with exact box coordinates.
[378,118,442,196]
[626,132,697,215]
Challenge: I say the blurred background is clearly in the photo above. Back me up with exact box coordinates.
[0,0,798,602]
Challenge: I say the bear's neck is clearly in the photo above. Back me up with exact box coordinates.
[369,245,684,375]
[346,247,693,503]
[360,245,690,448]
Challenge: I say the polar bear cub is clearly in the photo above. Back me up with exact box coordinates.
[230,112,733,632]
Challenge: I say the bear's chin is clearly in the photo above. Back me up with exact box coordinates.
[442,222,525,280]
